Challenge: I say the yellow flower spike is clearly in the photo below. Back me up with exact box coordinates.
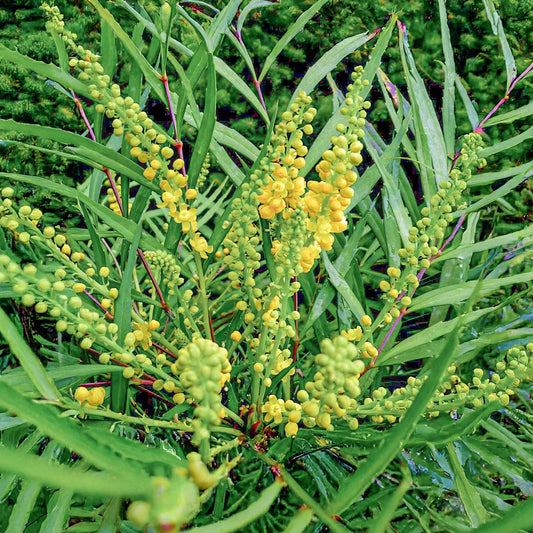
[185,189,198,200]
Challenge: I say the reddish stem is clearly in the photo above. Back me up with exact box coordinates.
[475,62,533,133]
[79,381,110,387]
[152,341,178,359]
[83,289,114,320]
[138,248,172,316]
[160,75,179,142]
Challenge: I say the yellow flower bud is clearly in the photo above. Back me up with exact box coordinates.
[74,387,89,403]
[73,283,86,293]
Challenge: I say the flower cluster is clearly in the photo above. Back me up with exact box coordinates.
[74,386,106,407]
[299,336,365,430]
[43,2,202,247]
[377,133,487,315]
[173,339,231,446]
[143,249,184,294]
[257,91,314,219]
[303,67,368,254]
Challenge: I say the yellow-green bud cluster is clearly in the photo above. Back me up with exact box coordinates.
[126,474,200,531]
[261,395,302,437]
[0,254,120,356]
[173,339,231,446]
[255,347,295,388]
[378,133,487,314]
[42,4,105,89]
[270,207,308,278]
[301,336,365,429]
[143,249,183,294]
[223,180,262,303]
[352,344,533,424]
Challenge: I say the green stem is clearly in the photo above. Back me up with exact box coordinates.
[193,246,214,341]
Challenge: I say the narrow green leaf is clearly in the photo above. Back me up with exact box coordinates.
[98,497,122,533]
[464,438,533,496]
[87,0,166,102]
[0,364,125,393]
[189,53,217,190]
[282,508,314,533]
[0,381,141,478]
[0,172,160,251]
[455,75,480,130]
[473,497,533,533]
[80,203,107,273]
[408,404,497,446]
[115,0,269,124]
[48,27,69,72]
[89,426,185,468]
[410,271,533,312]
[0,43,88,95]
[0,445,151,499]
[207,0,241,49]
[187,479,284,533]
[176,4,213,52]
[258,0,329,83]
[101,19,118,80]
[364,127,413,247]
[5,479,42,533]
[446,442,490,527]
[434,223,533,263]
[398,22,448,191]
[438,0,457,157]
[466,170,532,213]
[372,464,411,533]
[0,431,42,501]
[288,32,369,108]
[0,307,61,401]
[39,488,74,533]
[0,119,157,192]
[479,126,533,157]
[322,252,365,322]
[236,0,273,35]
[481,0,517,89]
[469,161,533,186]
[483,102,533,127]
[112,223,143,412]
[214,56,269,124]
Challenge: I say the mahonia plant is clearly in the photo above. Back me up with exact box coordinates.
[0,4,532,531]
